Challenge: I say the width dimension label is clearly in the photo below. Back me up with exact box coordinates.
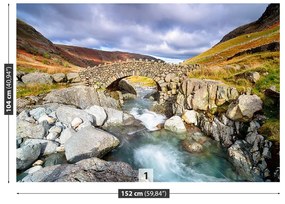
[118,189,170,198]
[4,64,13,115]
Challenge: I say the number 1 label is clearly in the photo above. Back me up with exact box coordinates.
[139,169,153,182]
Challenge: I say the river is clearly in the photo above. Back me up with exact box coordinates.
[104,87,245,182]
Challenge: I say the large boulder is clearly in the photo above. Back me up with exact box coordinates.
[22,73,53,85]
[17,120,46,139]
[21,157,138,182]
[104,108,124,125]
[59,128,76,145]
[182,140,203,153]
[56,105,94,126]
[182,110,198,126]
[176,78,239,114]
[85,105,107,126]
[199,113,237,147]
[228,140,260,181]
[165,73,176,83]
[17,144,41,170]
[164,116,186,133]
[22,139,59,156]
[65,126,120,163]
[52,73,66,83]
[66,73,81,83]
[44,86,119,109]
[226,95,263,122]
[44,153,67,167]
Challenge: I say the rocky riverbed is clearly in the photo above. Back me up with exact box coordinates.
[16,76,279,182]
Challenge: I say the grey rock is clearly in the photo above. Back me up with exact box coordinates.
[16,137,23,148]
[49,111,57,119]
[172,76,180,83]
[59,128,76,145]
[104,108,123,125]
[23,165,43,174]
[212,117,234,147]
[226,95,263,122]
[182,139,204,153]
[165,73,176,83]
[32,160,44,166]
[22,73,53,85]
[164,116,186,133]
[228,140,256,181]
[172,92,185,115]
[17,144,41,170]
[22,157,137,182]
[216,85,229,106]
[182,110,198,126]
[38,114,56,124]
[262,142,272,159]
[56,106,94,126]
[176,78,239,114]
[85,105,107,126]
[71,117,83,129]
[44,86,119,109]
[29,107,47,120]
[49,126,62,134]
[18,110,30,120]
[65,126,120,163]
[17,120,46,139]
[66,73,81,83]
[46,132,59,140]
[248,72,260,83]
[258,158,267,171]
[247,121,260,132]
[17,98,34,114]
[52,73,66,83]
[44,153,67,167]
[263,169,270,178]
[192,85,208,111]
[22,139,59,156]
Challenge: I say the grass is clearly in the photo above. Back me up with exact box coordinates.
[126,76,157,87]
[17,49,82,74]
[258,119,280,143]
[185,24,279,65]
[17,64,80,74]
[17,83,68,98]
[17,66,41,73]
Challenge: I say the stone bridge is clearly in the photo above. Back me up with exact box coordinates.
[80,59,201,92]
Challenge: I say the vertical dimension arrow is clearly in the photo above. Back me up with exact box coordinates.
[4,3,13,183]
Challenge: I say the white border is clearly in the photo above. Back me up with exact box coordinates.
[0,0,283,203]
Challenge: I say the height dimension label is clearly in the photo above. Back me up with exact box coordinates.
[4,64,13,115]
[118,189,170,198]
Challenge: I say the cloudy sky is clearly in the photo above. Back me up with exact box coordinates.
[17,4,268,63]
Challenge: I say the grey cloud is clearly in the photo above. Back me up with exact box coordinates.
[17,4,268,61]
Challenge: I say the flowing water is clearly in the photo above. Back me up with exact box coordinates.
[104,87,244,182]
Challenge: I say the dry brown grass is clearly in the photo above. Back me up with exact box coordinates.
[17,49,82,74]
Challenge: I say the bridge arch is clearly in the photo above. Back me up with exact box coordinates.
[80,60,201,101]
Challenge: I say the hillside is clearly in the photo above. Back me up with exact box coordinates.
[219,4,279,44]
[184,4,280,144]
[184,4,280,67]
[17,19,159,73]
[56,44,159,67]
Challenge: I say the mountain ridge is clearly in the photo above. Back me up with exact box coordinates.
[17,19,160,71]
[218,4,279,44]
[184,3,280,66]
